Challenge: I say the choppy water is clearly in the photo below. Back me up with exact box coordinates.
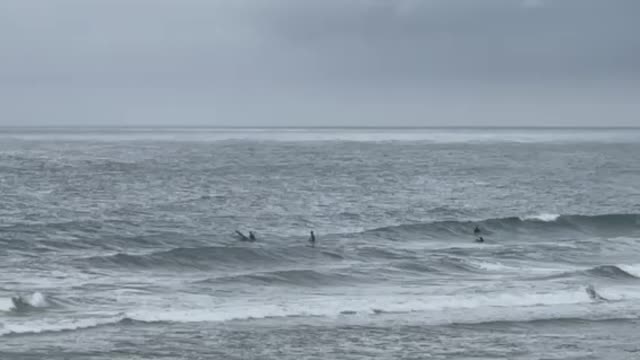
[1,127,640,359]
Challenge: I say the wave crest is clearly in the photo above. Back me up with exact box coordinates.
[77,245,343,270]
[366,213,640,239]
[520,213,561,222]
[585,265,640,280]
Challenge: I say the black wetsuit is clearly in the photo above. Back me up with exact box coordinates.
[235,231,251,241]
[586,285,608,302]
[309,231,316,247]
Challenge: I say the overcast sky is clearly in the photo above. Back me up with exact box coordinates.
[1,0,638,126]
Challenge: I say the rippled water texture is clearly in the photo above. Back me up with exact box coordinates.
[1,128,640,359]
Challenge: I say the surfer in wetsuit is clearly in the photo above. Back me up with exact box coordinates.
[11,296,30,311]
[586,285,608,302]
[235,230,253,242]
[309,231,316,247]
[473,226,485,243]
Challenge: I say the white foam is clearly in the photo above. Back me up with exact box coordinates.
[0,316,123,336]
[3,285,638,335]
[471,260,514,272]
[463,258,568,275]
[0,298,13,312]
[0,292,48,312]
[124,286,632,326]
[521,213,561,222]
[27,292,48,308]
[618,264,640,278]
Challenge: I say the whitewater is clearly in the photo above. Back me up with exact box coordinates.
[1,127,640,359]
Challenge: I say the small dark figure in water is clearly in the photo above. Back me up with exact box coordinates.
[474,226,481,235]
[475,236,484,243]
[235,230,255,242]
[235,230,247,240]
[586,285,608,302]
[11,296,30,311]
[309,231,316,247]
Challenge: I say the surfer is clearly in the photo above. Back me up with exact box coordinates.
[586,285,608,302]
[235,230,255,242]
[473,226,485,243]
[309,231,316,247]
[11,296,30,311]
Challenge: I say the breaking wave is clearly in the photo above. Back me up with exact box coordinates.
[6,285,637,337]
[366,213,640,239]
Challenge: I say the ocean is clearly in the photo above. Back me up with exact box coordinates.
[1,127,640,359]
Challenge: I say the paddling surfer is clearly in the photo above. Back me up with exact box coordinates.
[235,230,255,242]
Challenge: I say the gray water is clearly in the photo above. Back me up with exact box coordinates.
[1,127,640,359]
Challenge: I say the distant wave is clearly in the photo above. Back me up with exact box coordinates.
[75,244,524,275]
[5,213,638,254]
[532,264,640,281]
[585,265,640,280]
[77,246,344,270]
[62,213,639,273]
[195,269,356,287]
[365,213,640,239]
[388,257,520,279]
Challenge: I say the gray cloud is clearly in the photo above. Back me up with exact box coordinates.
[1,0,638,126]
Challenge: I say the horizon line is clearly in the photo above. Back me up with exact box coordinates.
[0,125,639,130]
